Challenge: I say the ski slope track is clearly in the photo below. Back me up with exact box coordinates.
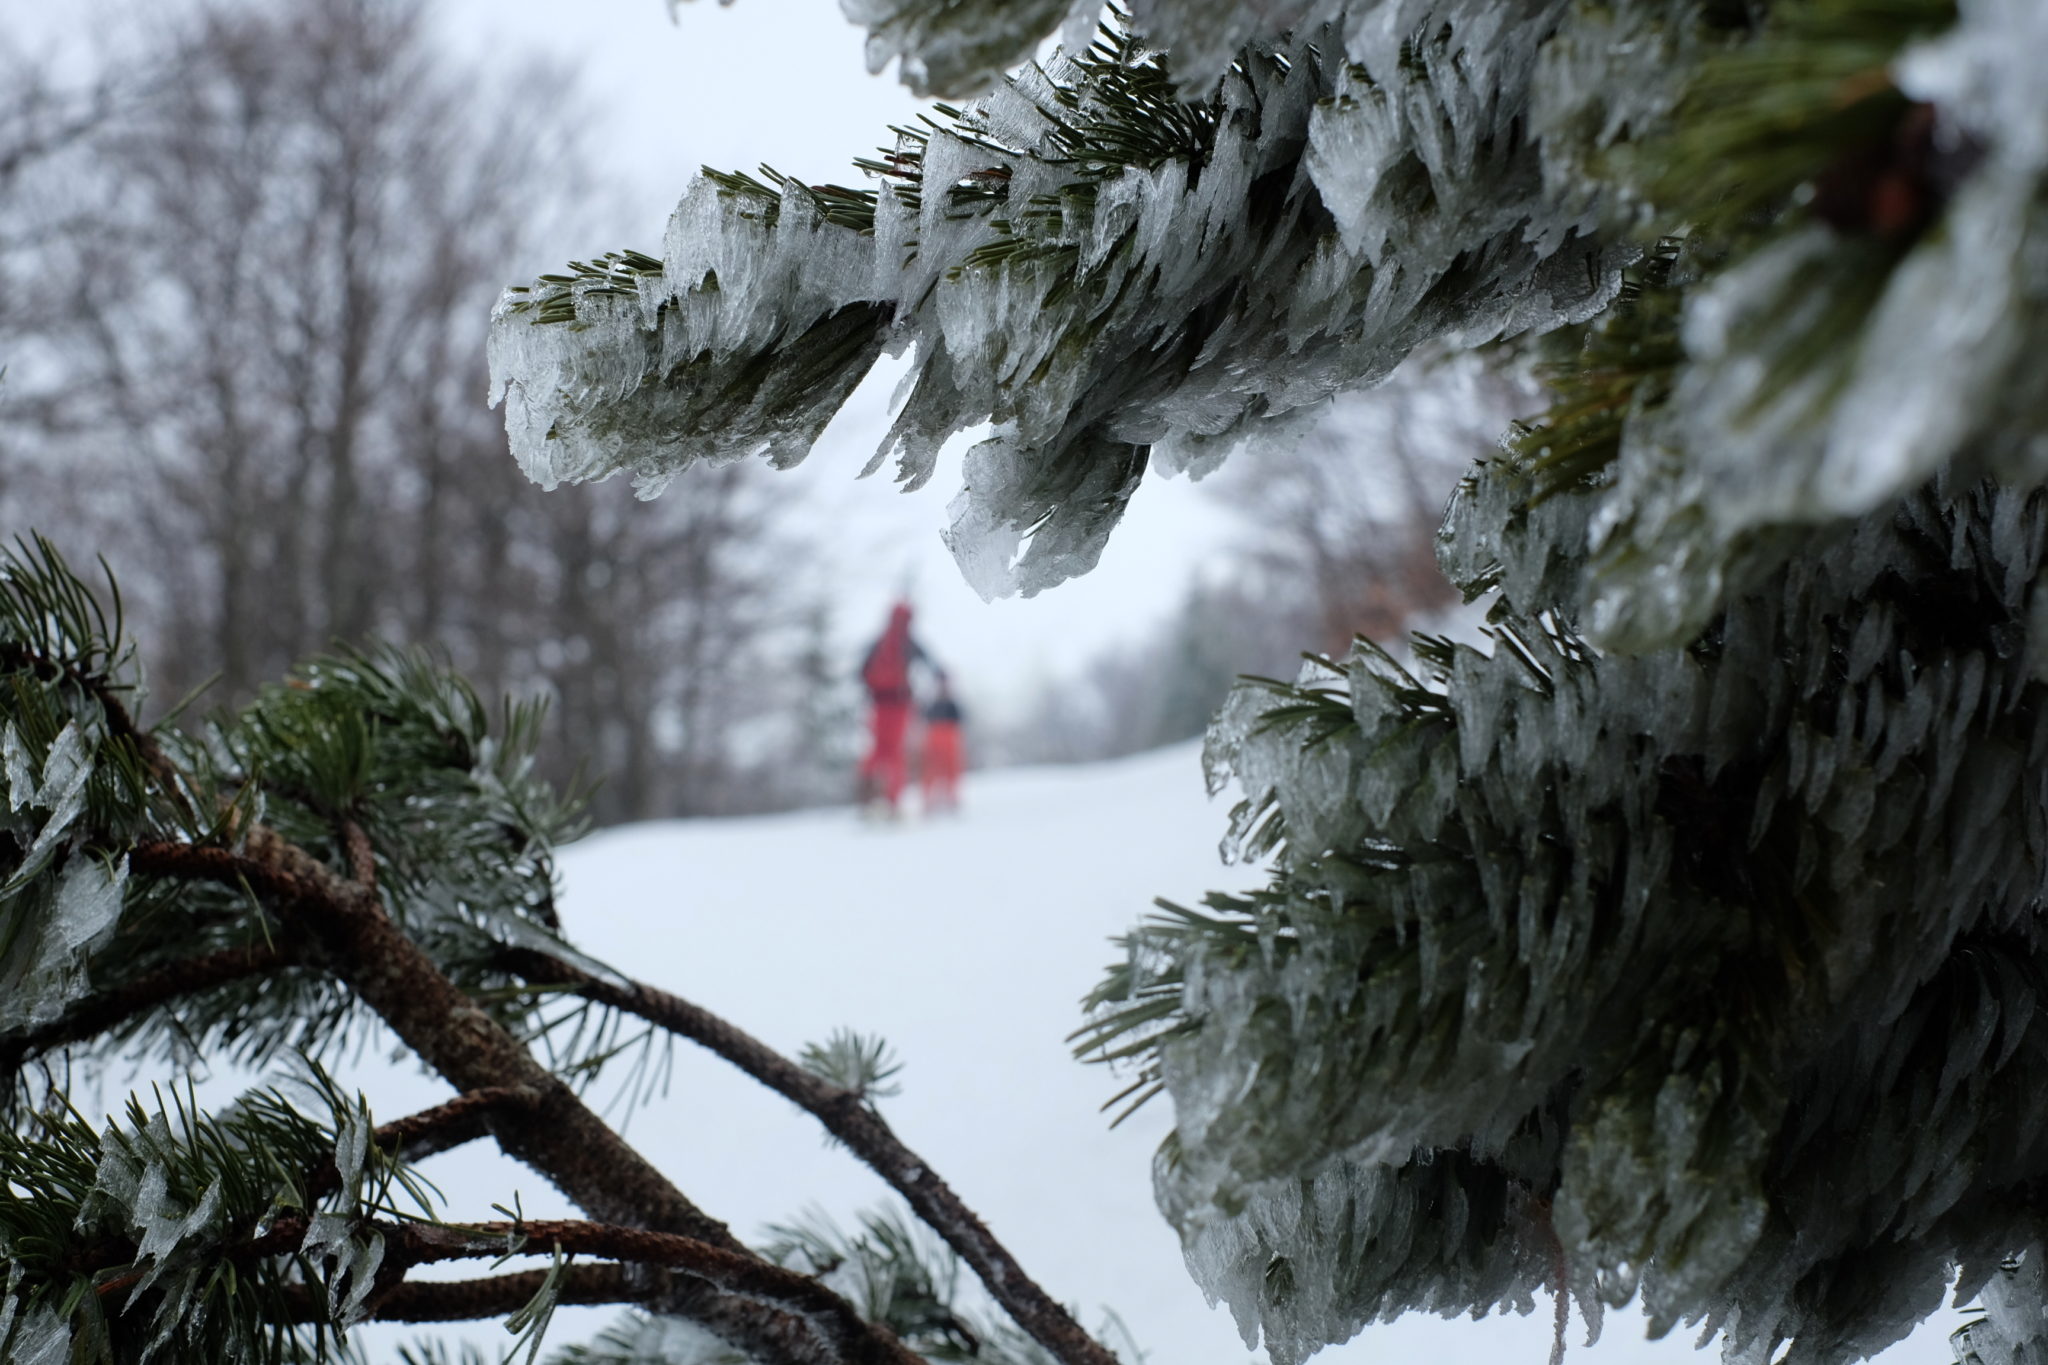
[329,743,1966,1365]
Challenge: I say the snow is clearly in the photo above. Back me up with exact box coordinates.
[331,742,1972,1364]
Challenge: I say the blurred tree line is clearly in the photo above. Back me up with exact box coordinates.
[0,0,858,823]
[0,0,1488,812]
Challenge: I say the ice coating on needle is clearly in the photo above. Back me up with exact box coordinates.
[1535,0,2048,653]
[530,1,2048,629]
[491,4,1629,601]
[2,1083,428,1363]
[0,1274,69,1365]
[844,0,1085,98]
[495,2,2048,1361]
[1125,474,2048,1365]
[0,720,129,1033]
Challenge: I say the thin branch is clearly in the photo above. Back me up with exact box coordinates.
[339,816,377,891]
[278,1262,651,1322]
[500,948,1122,1365]
[407,1218,913,1362]
[375,1085,542,1164]
[302,1086,543,1204]
[244,1215,914,1362]
[129,834,732,1236]
[0,942,294,1073]
[127,833,893,1365]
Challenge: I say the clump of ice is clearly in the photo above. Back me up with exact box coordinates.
[1957,1245,2048,1365]
[0,1271,71,1365]
[844,0,1086,98]
[1584,186,2046,650]
[1546,0,2048,653]
[492,1,1633,602]
[1142,474,2048,1363]
[0,720,129,1035]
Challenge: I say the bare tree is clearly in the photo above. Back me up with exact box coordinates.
[0,41,122,507]
[991,577,1303,766]
[1216,354,1524,656]
[0,0,819,823]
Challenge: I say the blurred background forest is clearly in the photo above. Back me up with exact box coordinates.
[0,0,1517,825]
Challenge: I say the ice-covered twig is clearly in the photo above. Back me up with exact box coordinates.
[499,945,1125,1365]
[122,832,894,1365]
[0,942,295,1078]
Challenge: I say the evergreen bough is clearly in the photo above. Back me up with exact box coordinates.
[0,538,1126,1365]
[490,0,2048,1361]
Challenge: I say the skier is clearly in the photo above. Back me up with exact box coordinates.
[920,671,966,814]
[856,600,928,816]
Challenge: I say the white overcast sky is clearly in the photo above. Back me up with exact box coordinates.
[436,0,1242,726]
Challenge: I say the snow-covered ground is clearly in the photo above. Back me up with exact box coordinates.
[341,742,1965,1365]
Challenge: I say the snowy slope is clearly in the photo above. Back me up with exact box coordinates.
[341,743,1965,1365]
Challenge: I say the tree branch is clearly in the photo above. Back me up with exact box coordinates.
[375,1085,541,1165]
[0,637,188,810]
[129,836,732,1240]
[128,834,891,1365]
[500,947,1122,1365]
[407,1218,910,1362]
[250,1215,915,1362]
[279,1262,651,1322]
[339,816,376,891]
[301,1086,543,1204]
[0,942,294,1074]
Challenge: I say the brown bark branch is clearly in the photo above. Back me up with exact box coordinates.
[250,1215,913,1363]
[339,816,376,891]
[301,1086,543,1204]
[129,837,732,1241]
[375,1085,541,1165]
[500,947,1122,1365]
[128,834,890,1365]
[403,1219,907,1361]
[0,942,294,1073]
[277,1262,651,1322]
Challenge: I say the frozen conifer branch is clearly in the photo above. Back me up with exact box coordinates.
[499,946,1122,1365]
[0,541,1124,1365]
[503,0,2046,640]
[278,1262,652,1323]
[490,10,1623,600]
[517,0,2048,1362]
[1078,477,2048,1364]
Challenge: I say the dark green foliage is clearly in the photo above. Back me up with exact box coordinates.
[0,1073,430,1365]
[1084,475,2048,1363]
[2,612,590,1096]
[1647,0,1957,243]
[0,542,588,1359]
[1505,236,1689,503]
[552,1206,1090,1365]
[2,537,1125,1365]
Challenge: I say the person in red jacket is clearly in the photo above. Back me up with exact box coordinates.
[856,600,928,815]
[920,671,966,814]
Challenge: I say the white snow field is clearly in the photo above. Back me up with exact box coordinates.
[344,742,1966,1365]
